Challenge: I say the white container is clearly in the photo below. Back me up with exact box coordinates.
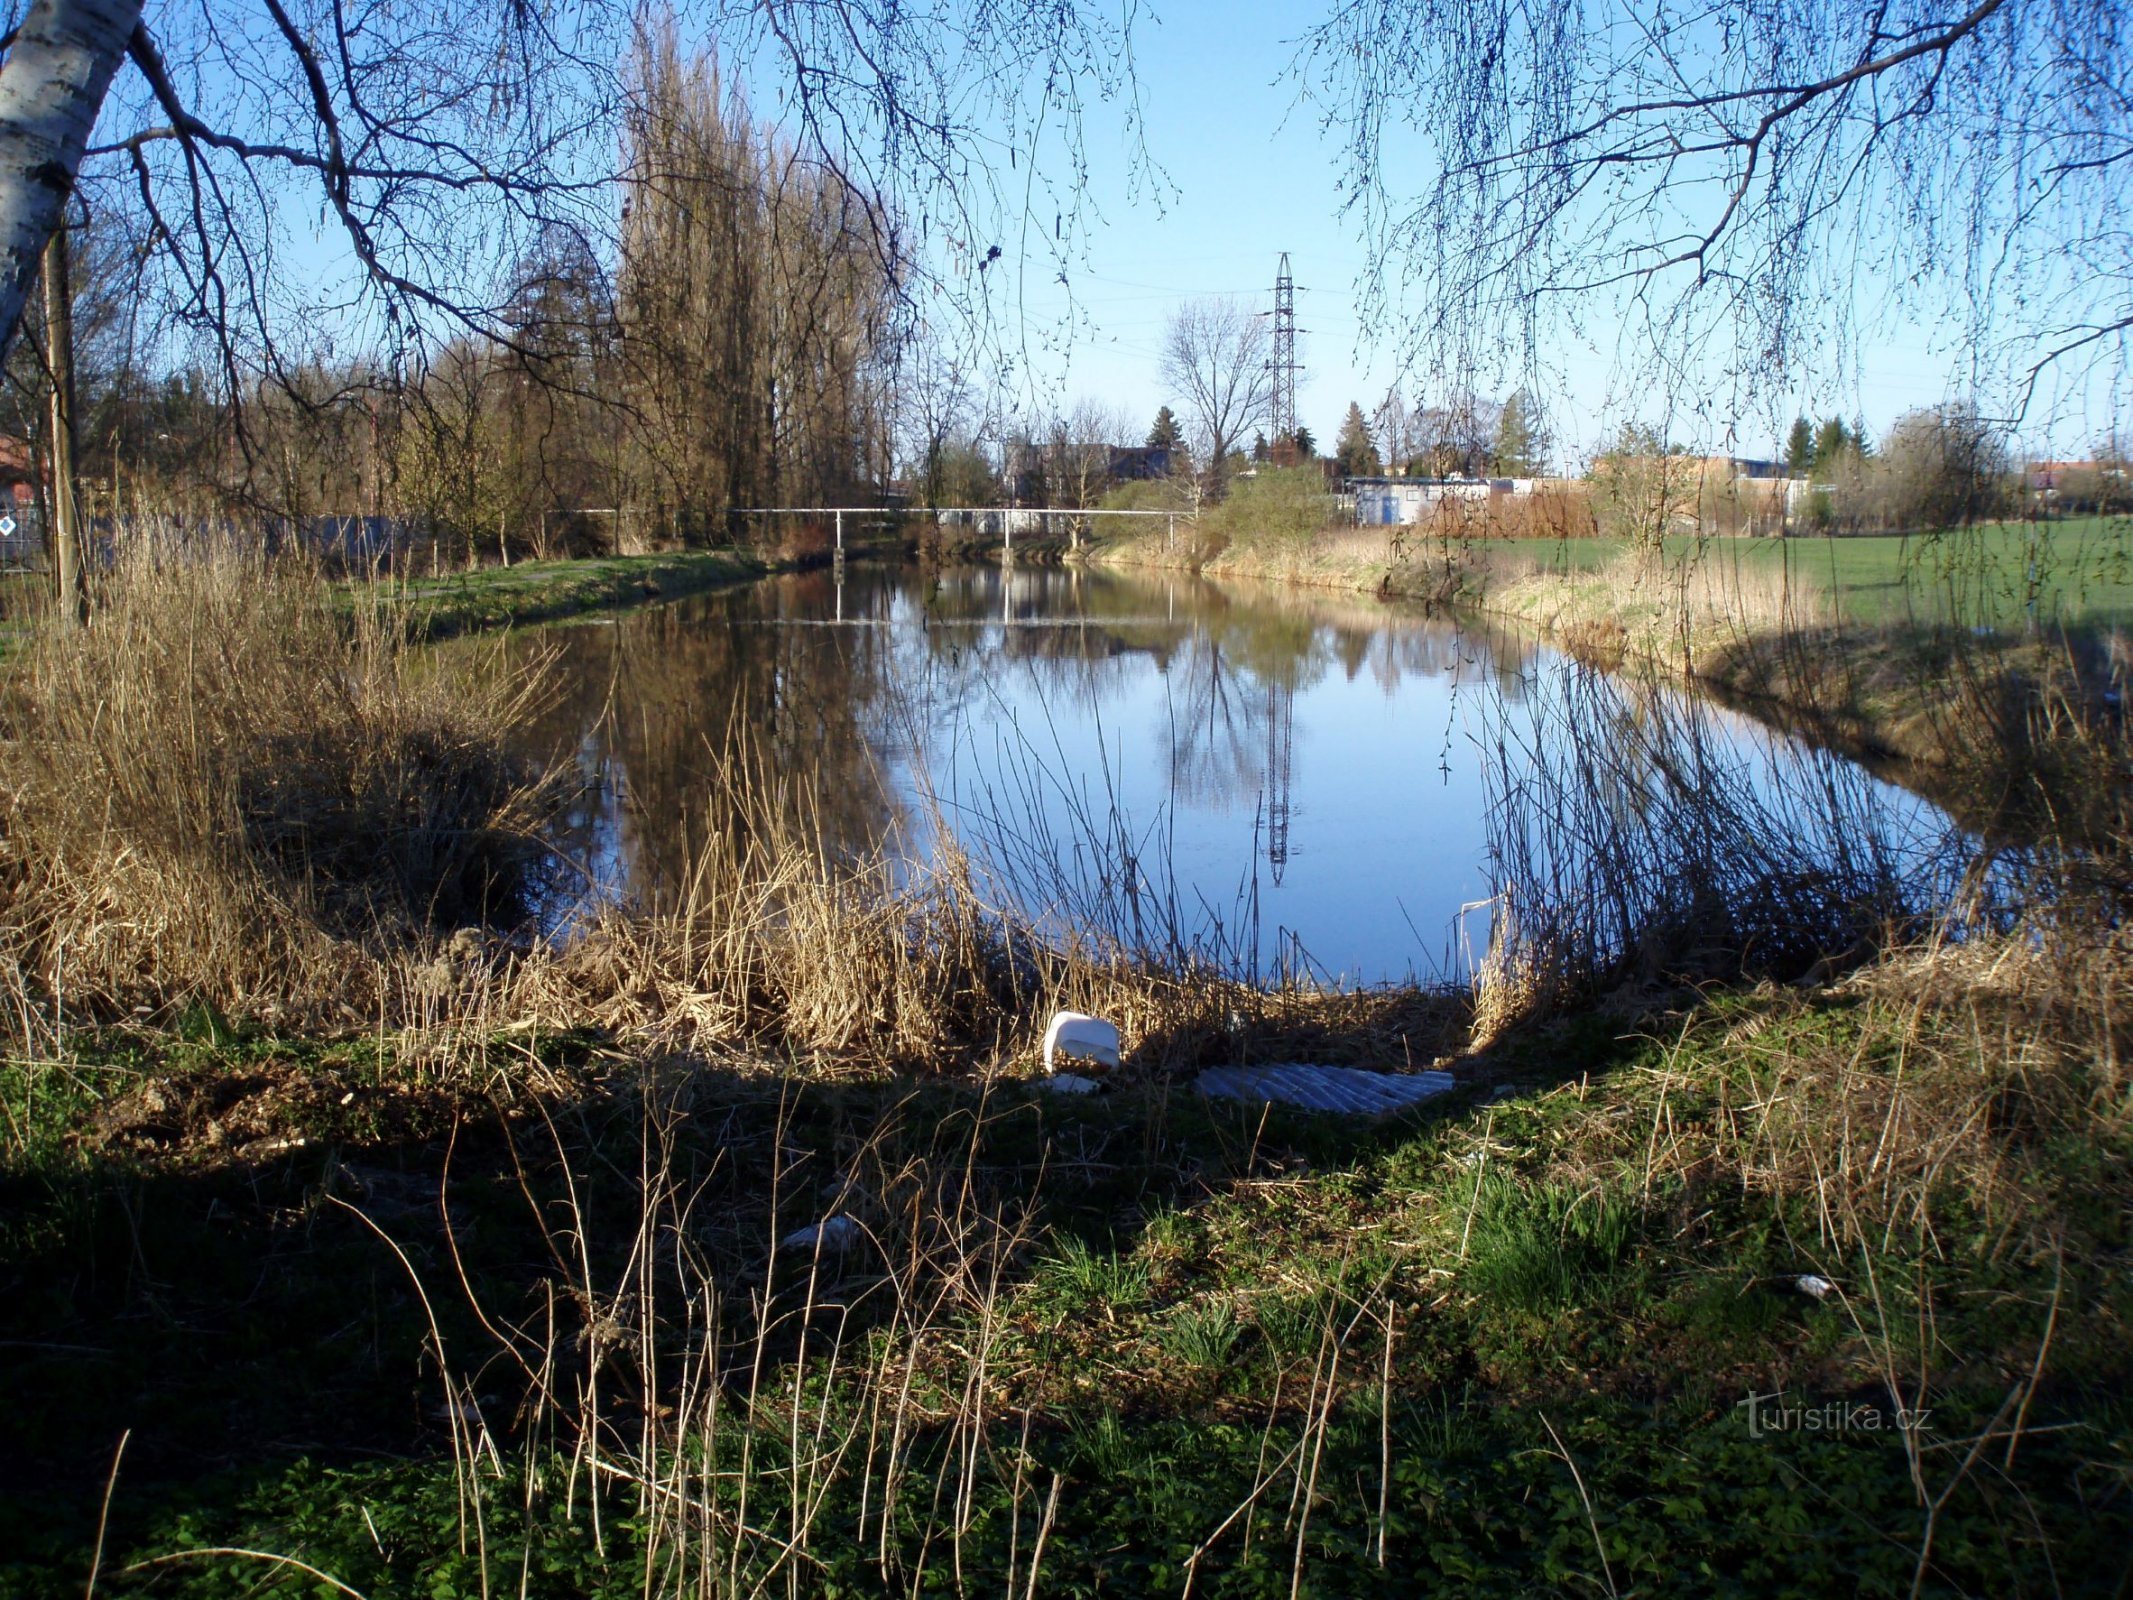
[1042,1011,1121,1076]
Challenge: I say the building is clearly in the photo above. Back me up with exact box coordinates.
[1347,475,1520,525]
[2028,461,2096,498]
[0,435,33,506]
[1106,445,1173,482]
[1728,456,1790,480]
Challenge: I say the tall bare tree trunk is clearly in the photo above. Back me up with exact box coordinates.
[44,221,82,623]
[0,0,141,362]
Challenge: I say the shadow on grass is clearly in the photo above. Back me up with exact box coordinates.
[3,1002,2121,1597]
[0,999,1597,1523]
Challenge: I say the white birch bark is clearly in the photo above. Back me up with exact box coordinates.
[0,0,142,362]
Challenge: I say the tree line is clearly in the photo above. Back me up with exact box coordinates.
[0,27,903,564]
[1777,403,2119,533]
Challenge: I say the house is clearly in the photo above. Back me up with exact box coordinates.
[2028,461,2095,498]
[1346,475,1511,525]
[1729,457,1790,480]
[1106,445,1172,481]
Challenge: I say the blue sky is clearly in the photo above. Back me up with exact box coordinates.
[182,0,2114,464]
[984,1,2095,465]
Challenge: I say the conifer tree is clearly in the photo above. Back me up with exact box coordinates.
[1334,400,1380,476]
[1785,416,1815,474]
[1491,390,1545,475]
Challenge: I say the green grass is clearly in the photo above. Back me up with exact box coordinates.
[0,550,787,661]
[364,547,780,638]
[2,964,2125,1595]
[1448,514,2133,630]
[1460,1172,1640,1311]
[1793,516,2133,627]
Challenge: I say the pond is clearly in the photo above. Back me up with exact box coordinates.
[492,561,1955,983]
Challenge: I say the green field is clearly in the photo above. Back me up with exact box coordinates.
[1454,515,2133,631]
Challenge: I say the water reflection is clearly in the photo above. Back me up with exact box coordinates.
[484,562,1942,982]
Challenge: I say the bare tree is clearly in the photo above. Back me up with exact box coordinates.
[1371,389,1415,473]
[0,0,1145,427]
[1160,297,1270,498]
[895,331,999,508]
[1046,397,1128,534]
[1301,0,2133,414]
[1415,391,1497,478]
[1588,422,1697,552]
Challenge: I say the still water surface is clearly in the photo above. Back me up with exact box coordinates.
[496,562,1946,982]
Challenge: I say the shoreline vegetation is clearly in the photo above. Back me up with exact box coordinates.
[0,538,2128,1594]
[1080,507,2130,838]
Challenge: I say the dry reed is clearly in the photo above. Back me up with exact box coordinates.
[0,540,557,1028]
[1468,654,1965,1041]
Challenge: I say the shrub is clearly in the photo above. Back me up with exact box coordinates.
[1098,477,1194,515]
[1587,426,1703,551]
[1425,483,1601,540]
[1203,465,1335,550]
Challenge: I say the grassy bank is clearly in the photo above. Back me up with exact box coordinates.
[371,547,781,639]
[3,939,2126,1596]
[1,546,2127,1594]
[1091,511,2133,629]
[1474,545,2131,873]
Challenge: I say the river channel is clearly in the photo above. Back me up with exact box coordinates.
[490,561,1953,982]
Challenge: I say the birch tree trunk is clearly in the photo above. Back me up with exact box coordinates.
[0,0,142,363]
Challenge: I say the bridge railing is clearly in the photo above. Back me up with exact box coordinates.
[732,504,1196,558]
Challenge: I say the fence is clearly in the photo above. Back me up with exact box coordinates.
[0,504,44,574]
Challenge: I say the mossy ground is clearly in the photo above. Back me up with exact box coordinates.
[2,963,2124,1595]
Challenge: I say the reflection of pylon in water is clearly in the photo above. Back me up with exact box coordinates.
[1265,678,1293,885]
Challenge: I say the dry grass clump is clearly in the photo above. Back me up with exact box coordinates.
[533,781,1045,1072]
[1641,544,1833,645]
[1481,547,1833,677]
[1423,482,1599,541]
[0,541,556,1026]
[1548,929,2132,1351]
